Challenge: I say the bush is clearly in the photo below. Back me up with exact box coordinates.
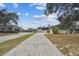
[52,27,58,34]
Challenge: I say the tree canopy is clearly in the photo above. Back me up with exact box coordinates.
[45,3,79,29]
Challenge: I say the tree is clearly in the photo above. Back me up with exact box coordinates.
[45,3,79,29]
[45,3,79,16]
[45,3,79,25]
[0,9,19,33]
[52,27,58,34]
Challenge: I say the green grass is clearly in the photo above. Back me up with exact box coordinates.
[0,33,34,56]
[45,34,79,56]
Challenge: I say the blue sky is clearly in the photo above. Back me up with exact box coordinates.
[0,3,60,29]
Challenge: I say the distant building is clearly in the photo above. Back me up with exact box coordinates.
[37,27,52,33]
[0,24,24,32]
[25,28,37,32]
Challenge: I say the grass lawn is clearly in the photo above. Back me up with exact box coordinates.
[0,32,18,36]
[0,33,34,56]
[45,34,79,56]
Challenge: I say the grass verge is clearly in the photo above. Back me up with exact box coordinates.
[0,33,34,56]
[45,34,79,56]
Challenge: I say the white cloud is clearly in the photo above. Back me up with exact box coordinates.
[30,3,37,7]
[17,12,29,16]
[13,3,18,8]
[36,6,45,10]
[30,3,46,10]
[36,4,46,10]
[34,14,48,21]
[34,14,45,18]
[17,12,21,16]
[33,13,57,21]
[25,13,29,16]
[34,14,47,21]
[0,3,5,8]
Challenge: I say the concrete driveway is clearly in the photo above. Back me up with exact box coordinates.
[0,32,31,43]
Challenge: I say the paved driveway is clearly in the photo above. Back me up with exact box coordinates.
[4,33,64,56]
[0,32,30,43]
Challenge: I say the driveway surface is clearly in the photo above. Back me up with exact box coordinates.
[0,33,30,43]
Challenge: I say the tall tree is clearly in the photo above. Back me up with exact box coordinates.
[0,9,19,33]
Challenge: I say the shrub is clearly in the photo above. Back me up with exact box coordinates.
[52,27,58,34]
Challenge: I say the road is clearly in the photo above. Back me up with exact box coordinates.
[4,33,64,56]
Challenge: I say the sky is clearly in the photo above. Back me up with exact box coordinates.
[0,3,60,29]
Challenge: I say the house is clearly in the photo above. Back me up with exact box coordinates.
[8,25,24,32]
[70,21,79,33]
[0,24,24,32]
[58,30,70,34]
[52,25,70,34]
[51,21,79,34]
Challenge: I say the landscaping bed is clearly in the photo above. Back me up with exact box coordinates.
[0,34,33,56]
[45,34,79,56]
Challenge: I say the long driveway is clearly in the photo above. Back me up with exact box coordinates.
[4,33,64,56]
[0,33,30,43]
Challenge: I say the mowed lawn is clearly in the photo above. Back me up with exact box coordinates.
[0,33,34,56]
[45,34,79,56]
